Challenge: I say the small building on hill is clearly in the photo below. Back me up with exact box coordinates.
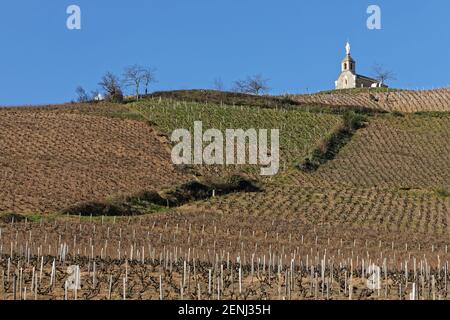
[335,42,387,90]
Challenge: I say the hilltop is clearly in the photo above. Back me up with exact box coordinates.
[143,88,450,113]
[290,87,450,113]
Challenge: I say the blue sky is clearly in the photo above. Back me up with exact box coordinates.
[0,0,449,105]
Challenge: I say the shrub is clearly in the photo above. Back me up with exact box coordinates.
[299,112,367,172]
[75,86,89,103]
[436,189,450,198]
[392,111,405,117]
[343,111,367,130]
[107,91,124,103]
[0,213,26,223]
[99,72,124,103]
[62,175,262,216]
[61,201,134,216]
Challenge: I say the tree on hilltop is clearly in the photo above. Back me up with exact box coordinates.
[99,72,123,103]
[142,67,157,95]
[213,77,225,91]
[233,75,270,95]
[75,86,89,103]
[372,63,396,86]
[124,65,157,100]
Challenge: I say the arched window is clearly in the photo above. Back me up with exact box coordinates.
[344,63,347,70]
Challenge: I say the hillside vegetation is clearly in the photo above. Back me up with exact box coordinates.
[293,113,450,189]
[142,88,450,113]
[131,98,342,179]
[0,108,190,214]
[290,88,450,113]
[0,89,449,300]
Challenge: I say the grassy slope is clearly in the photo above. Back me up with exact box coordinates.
[145,89,299,109]
[131,98,342,179]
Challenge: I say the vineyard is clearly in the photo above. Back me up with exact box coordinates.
[291,114,450,189]
[0,90,449,300]
[290,88,450,113]
[131,99,342,178]
[0,108,190,214]
[0,210,449,300]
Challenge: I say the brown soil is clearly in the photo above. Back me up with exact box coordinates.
[291,88,450,113]
[0,108,190,213]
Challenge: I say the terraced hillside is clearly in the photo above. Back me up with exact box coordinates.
[0,108,190,214]
[0,99,343,213]
[131,99,342,178]
[293,114,450,189]
[290,88,450,113]
[0,93,449,300]
[188,112,450,245]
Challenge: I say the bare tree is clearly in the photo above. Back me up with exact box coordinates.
[372,63,396,86]
[142,67,157,95]
[99,72,123,102]
[233,75,270,95]
[75,86,89,103]
[213,77,225,91]
[247,75,270,95]
[123,65,145,101]
[123,65,157,99]
[232,79,248,93]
